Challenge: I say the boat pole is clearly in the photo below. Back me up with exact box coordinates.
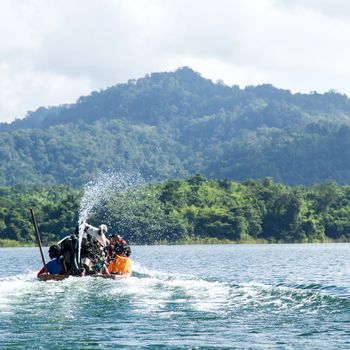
[30,208,48,275]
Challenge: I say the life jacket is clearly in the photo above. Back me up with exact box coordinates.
[108,255,131,274]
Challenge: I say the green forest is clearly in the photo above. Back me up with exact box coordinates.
[1,67,350,186]
[1,67,350,245]
[1,176,350,246]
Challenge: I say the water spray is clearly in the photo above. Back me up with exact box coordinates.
[77,171,143,263]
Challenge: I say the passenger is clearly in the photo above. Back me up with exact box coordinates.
[113,234,131,257]
[37,244,63,277]
[107,234,132,275]
[95,260,110,275]
[81,221,109,247]
[105,234,117,263]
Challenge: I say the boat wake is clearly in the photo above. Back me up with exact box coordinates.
[1,263,349,318]
[1,262,349,350]
[1,263,349,317]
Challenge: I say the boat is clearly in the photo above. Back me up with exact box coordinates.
[37,232,132,281]
[37,274,67,281]
[31,208,132,282]
[38,272,132,281]
[93,272,132,280]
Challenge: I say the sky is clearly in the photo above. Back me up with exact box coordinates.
[1,0,350,123]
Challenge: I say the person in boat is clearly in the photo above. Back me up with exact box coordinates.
[81,221,109,247]
[107,234,132,275]
[76,222,109,275]
[108,233,131,258]
[37,244,63,277]
[115,234,131,257]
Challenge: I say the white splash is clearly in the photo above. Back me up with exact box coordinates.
[77,171,143,263]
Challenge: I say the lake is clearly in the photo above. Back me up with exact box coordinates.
[0,244,349,349]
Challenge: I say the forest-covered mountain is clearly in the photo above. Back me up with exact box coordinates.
[2,67,350,186]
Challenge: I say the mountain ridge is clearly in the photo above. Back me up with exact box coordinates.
[2,66,350,131]
[1,67,350,186]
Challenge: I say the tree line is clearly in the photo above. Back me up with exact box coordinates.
[1,176,350,246]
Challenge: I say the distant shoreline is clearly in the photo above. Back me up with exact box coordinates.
[1,237,349,248]
[0,239,36,248]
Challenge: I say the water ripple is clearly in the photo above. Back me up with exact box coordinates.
[1,245,350,349]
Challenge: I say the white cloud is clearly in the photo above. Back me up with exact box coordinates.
[1,0,350,122]
[273,0,350,19]
[0,63,94,120]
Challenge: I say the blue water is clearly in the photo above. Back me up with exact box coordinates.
[0,244,349,349]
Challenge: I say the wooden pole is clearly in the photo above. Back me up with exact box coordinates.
[30,208,48,275]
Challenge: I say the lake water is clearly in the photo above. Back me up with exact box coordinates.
[0,244,349,349]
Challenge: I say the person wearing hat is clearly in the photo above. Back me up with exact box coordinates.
[37,244,63,277]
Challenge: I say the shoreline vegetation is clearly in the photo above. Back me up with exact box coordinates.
[0,239,35,248]
[1,176,350,246]
[1,237,349,248]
